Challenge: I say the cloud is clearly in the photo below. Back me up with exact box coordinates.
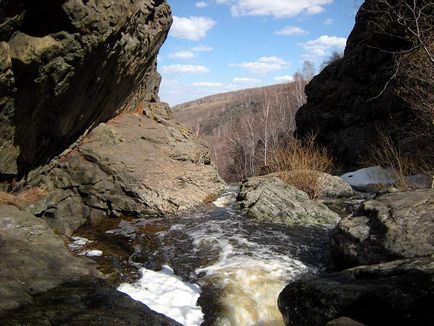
[229,56,290,74]
[274,25,309,36]
[195,1,208,8]
[168,51,197,59]
[161,64,210,73]
[224,0,333,18]
[191,45,214,52]
[192,82,224,88]
[170,16,216,41]
[323,18,334,25]
[274,75,294,83]
[299,35,346,60]
[233,77,262,85]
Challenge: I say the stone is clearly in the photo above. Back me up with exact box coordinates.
[326,317,365,326]
[237,175,340,227]
[278,256,434,326]
[331,188,434,269]
[0,0,172,178]
[0,278,181,326]
[296,0,434,171]
[0,205,99,312]
[26,111,225,235]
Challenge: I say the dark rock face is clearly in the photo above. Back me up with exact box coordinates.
[332,188,434,269]
[296,0,434,169]
[26,105,225,236]
[0,278,180,326]
[278,257,434,326]
[0,0,172,178]
[237,175,340,227]
[0,205,99,311]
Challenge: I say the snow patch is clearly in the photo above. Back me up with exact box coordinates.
[117,266,203,326]
[341,166,395,189]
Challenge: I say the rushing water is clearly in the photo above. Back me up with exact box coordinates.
[76,187,334,325]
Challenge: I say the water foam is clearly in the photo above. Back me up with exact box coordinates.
[117,265,204,326]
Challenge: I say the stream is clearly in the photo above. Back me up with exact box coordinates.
[72,187,335,326]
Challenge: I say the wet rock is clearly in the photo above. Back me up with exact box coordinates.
[278,256,434,326]
[0,0,172,178]
[25,111,224,235]
[0,205,98,312]
[332,188,434,269]
[237,175,340,227]
[0,277,180,326]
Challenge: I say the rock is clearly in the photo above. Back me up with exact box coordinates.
[0,0,172,178]
[0,277,181,326]
[317,172,354,198]
[296,0,434,171]
[326,317,365,326]
[331,188,434,269]
[278,256,434,326]
[0,205,99,312]
[237,175,340,227]
[26,110,224,235]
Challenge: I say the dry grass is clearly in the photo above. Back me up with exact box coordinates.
[269,134,333,198]
[0,187,48,207]
[366,134,431,190]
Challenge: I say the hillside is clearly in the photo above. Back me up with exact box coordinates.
[173,79,308,182]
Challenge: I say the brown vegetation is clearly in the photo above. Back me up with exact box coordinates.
[0,187,48,207]
[268,135,333,199]
[365,134,431,190]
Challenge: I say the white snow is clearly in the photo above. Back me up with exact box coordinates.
[117,266,203,326]
[83,249,103,257]
[68,236,91,251]
[341,166,395,189]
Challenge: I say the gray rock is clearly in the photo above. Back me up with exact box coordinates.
[0,205,99,312]
[237,175,340,227]
[0,278,180,326]
[326,317,365,326]
[278,256,434,326]
[26,111,225,235]
[0,0,172,177]
[332,188,434,269]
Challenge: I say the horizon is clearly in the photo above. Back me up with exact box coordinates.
[158,0,363,107]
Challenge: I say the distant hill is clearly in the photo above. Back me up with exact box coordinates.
[173,81,308,182]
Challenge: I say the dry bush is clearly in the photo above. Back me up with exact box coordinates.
[0,187,48,207]
[366,134,431,190]
[269,135,333,198]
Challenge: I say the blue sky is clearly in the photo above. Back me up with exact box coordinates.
[158,0,363,106]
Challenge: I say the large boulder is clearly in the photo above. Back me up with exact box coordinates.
[25,106,225,236]
[0,205,98,311]
[296,0,434,170]
[237,175,340,227]
[0,278,180,326]
[331,188,434,269]
[0,0,172,178]
[278,256,434,326]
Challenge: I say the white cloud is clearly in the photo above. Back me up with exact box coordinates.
[191,45,214,52]
[161,64,210,74]
[274,75,294,83]
[168,51,197,59]
[226,0,334,18]
[299,35,346,60]
[229,56,290,74]
[274,25,308,36]
[170,16,216,41]
[233,77,262,85]
[196,1,208,8]
[323,18,334,25]
[192,82,224,88]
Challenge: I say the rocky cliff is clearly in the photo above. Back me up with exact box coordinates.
[0,0,171,178]
[296,0,434,169]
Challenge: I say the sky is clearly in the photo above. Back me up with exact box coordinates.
[158,0,363,106]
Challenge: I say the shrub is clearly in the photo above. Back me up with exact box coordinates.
[269,135,333,198]
[0,187,48,207]
[366,134,431,190]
